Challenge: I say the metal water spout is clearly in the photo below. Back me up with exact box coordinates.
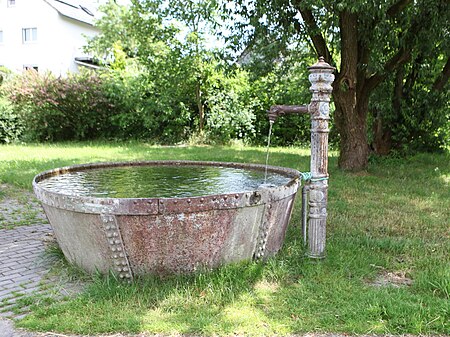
[268,105,309,122]
[268,57,335,258]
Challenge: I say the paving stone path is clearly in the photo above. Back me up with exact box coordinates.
[0,186,85,336]
[0,224,55,319]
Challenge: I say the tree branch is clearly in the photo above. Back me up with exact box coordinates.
[364,0,419,92]
[291,0,334,66]
[365,47,412,92]
[384,48,412,74]
[387,0,413,17]
[432,57,450,92]
[356,0,412,87]
[357,40,370,96]
[338,11,358,86]
[403,53,422,99]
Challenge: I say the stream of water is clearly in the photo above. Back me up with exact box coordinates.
[264,121,274,184]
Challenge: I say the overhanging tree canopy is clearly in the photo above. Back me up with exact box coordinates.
[226,0,450,170]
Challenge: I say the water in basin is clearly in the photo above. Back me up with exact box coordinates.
[37,165,291,198]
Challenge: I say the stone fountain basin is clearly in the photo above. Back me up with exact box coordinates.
[33,161,300,278]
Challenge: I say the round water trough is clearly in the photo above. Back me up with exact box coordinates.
[33,161,300,277]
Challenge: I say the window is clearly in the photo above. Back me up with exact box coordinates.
[0,31,3,44]
[22,28,37,43]
[7,0,16,7]
[23,65,38,72]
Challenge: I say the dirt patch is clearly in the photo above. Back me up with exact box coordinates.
[367,266,413,288]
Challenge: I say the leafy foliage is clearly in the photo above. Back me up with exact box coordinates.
[84,0,260,144]
[246,56,317,146]
[4,70,113,141]
[0,68,23,143]
[0,97,23,143]
[225,0,450,168]
[368,3,450,154]
[370,58,450,153]
[204,65,255,142]
[0,66,13,86]
[4,0,448,153]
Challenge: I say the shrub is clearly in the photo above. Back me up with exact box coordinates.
[3,67,194,143]
[0,97,23,143]
[100,68,192,143]
[5,70,114,141]
[243,59,325,147]
[369,68,450,154]
[205,67,255,143]
[0,66,13,86]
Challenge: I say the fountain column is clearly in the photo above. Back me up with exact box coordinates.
[306,57,335,258]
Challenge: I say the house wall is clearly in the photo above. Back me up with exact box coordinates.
[0,0,99,75]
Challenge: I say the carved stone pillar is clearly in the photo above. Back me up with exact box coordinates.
[307,57,335,258]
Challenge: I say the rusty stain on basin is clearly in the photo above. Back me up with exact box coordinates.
[33,161,300,278]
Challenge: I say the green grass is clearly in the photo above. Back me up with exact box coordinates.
[0,184,47,229]
[0,141,448,335]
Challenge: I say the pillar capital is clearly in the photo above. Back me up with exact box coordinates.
[308,57,335,102]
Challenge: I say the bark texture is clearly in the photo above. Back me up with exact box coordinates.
[332,11,369,170]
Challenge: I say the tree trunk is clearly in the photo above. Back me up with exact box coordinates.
[372,67,405,155]
[372,109,392,155]
[332,11,370,171]
[334,91,370,170]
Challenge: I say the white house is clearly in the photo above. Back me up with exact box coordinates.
[0,0,101,75]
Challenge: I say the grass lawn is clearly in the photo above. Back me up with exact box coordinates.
[0,141,449,335]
